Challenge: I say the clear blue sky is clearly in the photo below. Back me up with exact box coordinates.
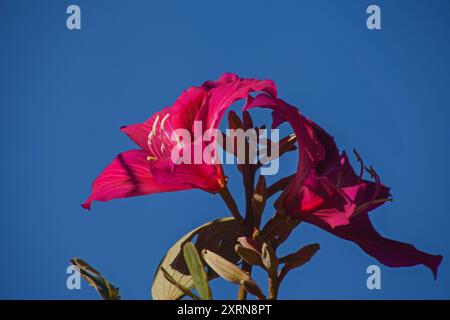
[1,0,449,299]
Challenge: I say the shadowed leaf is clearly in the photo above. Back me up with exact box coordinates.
[160,267,200,300]
[152,217,242,300]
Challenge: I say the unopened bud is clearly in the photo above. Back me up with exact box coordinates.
[240,280,266,300]
[235,244,263,266]
[261,242,279,277]
[201,249,250,284]
[279,243,320,269]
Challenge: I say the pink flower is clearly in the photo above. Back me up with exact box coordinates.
[245,93,443,278]
[82,74,276,209]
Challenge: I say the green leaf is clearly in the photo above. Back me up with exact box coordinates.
[183,242,212,300]
[151,217,242,300]
[70,258,120,300]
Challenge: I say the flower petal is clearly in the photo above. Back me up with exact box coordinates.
[149,157,224,193]
[82,150,189,209]
[304,213,443,278]
[197,73,277,130]
[120,123,152,152]
[243,94,325,205]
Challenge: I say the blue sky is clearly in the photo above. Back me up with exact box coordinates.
[0,0,449,299]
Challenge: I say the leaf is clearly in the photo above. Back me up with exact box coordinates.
[151,217,242,300]
[183,242,212,300]
[69,258,120,300]
[160,267,200,300]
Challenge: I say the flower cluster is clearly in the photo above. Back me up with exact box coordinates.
[78,74,442,300]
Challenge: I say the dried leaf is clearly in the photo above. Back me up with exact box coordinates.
[69,258,120,300]
[151,217,241,300]
[161,267,200,300]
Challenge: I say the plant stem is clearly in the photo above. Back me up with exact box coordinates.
[219,187,244,224]
[237,161,257,300]
[268,274,279,300]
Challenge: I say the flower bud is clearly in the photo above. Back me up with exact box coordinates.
[261,242,279,277]
[235,244,263,266]
[201,249,250,284]
[240,280,266,300]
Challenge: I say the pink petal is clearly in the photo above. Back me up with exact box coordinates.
[120,123,152,152]
[149,157,224,193]
[304,213,443,278]
[82,150,189,209]
[197,73,277,130]
[243,94,325,204]
[119,74,275,194]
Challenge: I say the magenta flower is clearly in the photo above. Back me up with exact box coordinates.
[78,74,443,300]
[245,93,443,278]
[82,74,276,209]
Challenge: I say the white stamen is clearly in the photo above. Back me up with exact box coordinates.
[147,132,154,147]
[147,115,160,148]
[152,115,160,135]
[160,113,170,130]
